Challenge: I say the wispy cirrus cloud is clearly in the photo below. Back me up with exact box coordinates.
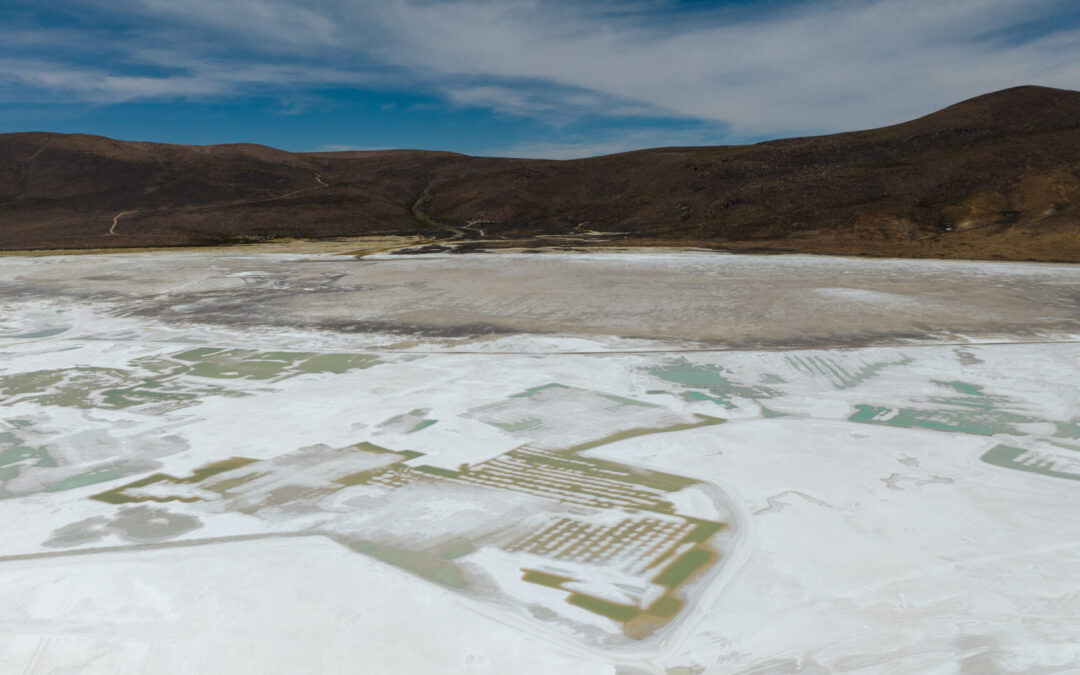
[0,54,379,104]
[349,0,1080,133]
[2,0,1079,155]
[0,59,225,101]
[488,125,731,160]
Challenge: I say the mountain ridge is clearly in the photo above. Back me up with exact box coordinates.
[2,85,1079,260]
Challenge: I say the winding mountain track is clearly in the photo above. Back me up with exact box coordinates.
[107,210,137,236]
[105,173,329,237]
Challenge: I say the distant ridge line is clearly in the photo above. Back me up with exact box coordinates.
[2,85,1079,261]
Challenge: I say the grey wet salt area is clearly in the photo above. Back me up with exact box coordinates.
[2,250,1079,347]
[44,506,202,547]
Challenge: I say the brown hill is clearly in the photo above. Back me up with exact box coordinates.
[2,85,1079,260]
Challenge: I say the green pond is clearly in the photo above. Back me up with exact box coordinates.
[981,445,1080,481]
[649,359,779,408]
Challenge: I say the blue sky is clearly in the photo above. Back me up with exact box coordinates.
[2,0,1079,158]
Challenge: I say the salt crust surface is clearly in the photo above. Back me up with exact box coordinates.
[1,251,1078,673]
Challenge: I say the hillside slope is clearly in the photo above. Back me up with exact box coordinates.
[2,85,1079,260]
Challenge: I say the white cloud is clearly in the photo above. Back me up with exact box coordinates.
[5,0,1080,137]
[484,139,674,160]
[352,0,1080,133]
[126,0,340,48]
[313,144,395,152]
[0,56,376,104]
[444,85,555,114]
[0,60,227,101]
[482,124,728,159]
